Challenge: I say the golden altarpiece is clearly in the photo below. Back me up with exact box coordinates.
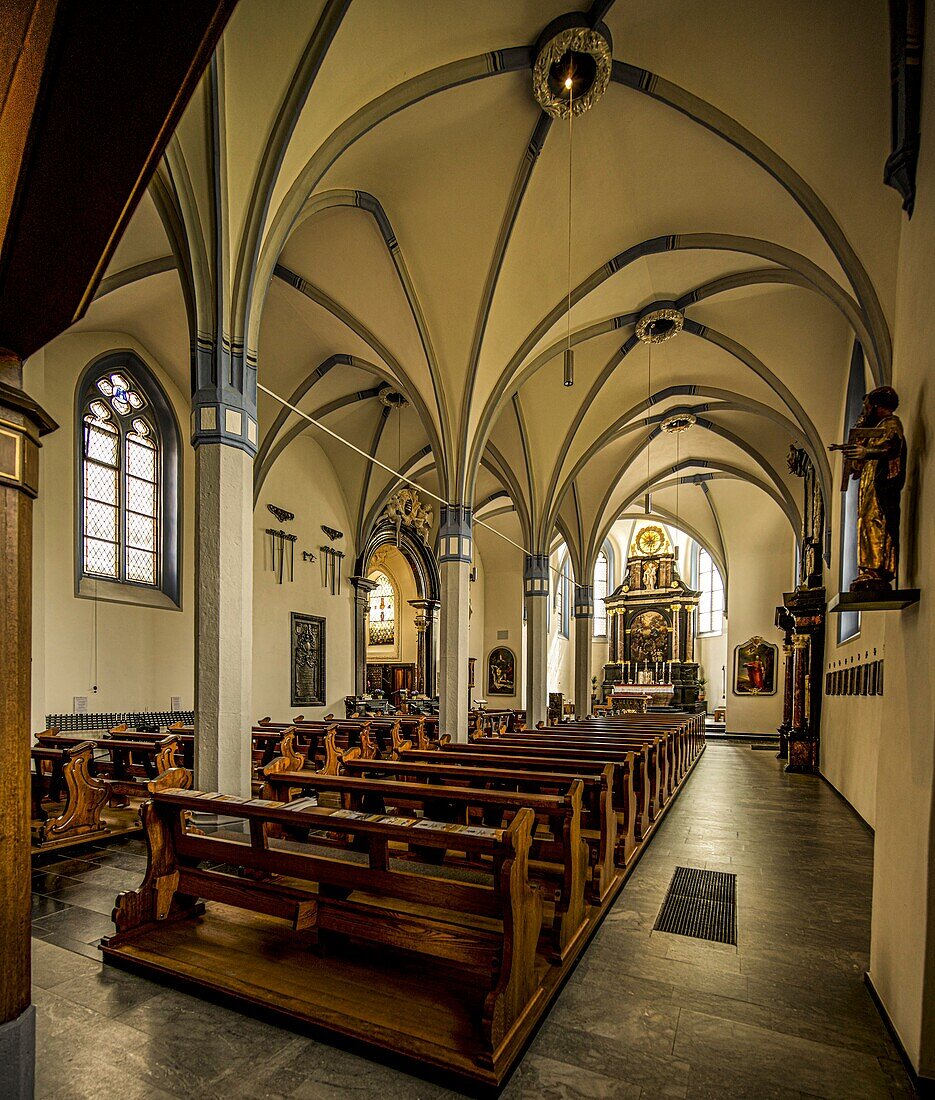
[602,525,704,712]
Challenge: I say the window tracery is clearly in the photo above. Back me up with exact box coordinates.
[81,368,159,586]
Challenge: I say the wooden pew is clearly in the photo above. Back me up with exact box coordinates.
[409,738,658,831]
[261,764,589,963]
[31,741,109,847]
[542,714,702,789]
[103,788,545,1073]
[337,754,622,897]
[35,732,191,804]
[497,728,677,801]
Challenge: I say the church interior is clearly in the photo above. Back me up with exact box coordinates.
[2,2,934,1096]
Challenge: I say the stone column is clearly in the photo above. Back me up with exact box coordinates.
[778,641,794,759]
[524,554,550,728]
[438,506,472,742]
[0,354,56,1098]
[786,633,818,773]
[191,390,258,798]
[352,576,378,694]
[409,598,440,696]
[424,600,439,697]
[574,584,594,718]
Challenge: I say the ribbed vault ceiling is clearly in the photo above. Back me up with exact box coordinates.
[71,0,901,582]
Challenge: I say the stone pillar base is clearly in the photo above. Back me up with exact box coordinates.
[786,736,819,773]
[0,1004,35,1100]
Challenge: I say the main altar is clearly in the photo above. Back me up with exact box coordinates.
[601,524,704,712]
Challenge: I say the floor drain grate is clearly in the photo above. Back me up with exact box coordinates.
[653,866,737,945]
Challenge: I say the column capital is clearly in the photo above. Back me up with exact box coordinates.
[524,553,550,597]
[191,340,258,455]
[574,583,594,617]
[0,363,57,499]
[409,597,440,615]
[350,574,379,597]
[439,504,472,563]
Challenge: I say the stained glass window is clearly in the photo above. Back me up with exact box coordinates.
[81,368,160,587]
[593,550,609,636]
[368,572,396,646]
[697,548,724,635]
[559,557,571,638]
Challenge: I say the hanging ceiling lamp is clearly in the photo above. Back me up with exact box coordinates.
[635,303,686,516]
[662,411,696,556]
[533,15,612,389]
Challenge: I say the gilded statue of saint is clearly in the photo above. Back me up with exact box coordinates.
[836,386,906,592]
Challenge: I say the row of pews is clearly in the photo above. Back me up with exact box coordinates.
[100,709,704,1089]
[28,715,453,852]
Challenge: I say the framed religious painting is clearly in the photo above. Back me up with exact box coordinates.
[291,612,326,707]
[732,636,778,696]
[487,646,516,696]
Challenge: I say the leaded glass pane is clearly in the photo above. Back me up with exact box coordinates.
[126,474,155,516]
[368,572,395,646]
[126,436,156,480]
[84,537,117,578]
[81,366,164,590]
[126,547,156,584]
[126,511,156,551]
[85,422,118,466]
[593,551,608,636]
[85,499,117,542]
[84,461,117,505]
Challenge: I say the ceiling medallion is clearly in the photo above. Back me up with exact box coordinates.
[532,18,613,119]
[379,390,409,409]
[661,412,697,435]
[636,307,684,345]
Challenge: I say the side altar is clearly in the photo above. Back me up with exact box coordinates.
[601,524,704,713]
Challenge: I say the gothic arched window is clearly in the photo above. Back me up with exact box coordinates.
[368,571,396,646]
[76,353,181,608]
[696,547,724,636]
[593,549,610,637]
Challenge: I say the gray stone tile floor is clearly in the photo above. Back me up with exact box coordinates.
[30,744,917,1098]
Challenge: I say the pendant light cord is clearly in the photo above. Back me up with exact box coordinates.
[257,381,567,580]
[646,331,653,497]
[566,82,574,357]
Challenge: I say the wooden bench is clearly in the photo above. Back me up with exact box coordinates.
[261,764,589,963]
[411,738,656,834]
[337,753,622,898]
[31,741,109,847]
[497,728,676,803]
[35,732,191,804]
[102,788,545,1079]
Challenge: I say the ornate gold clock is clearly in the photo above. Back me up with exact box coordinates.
[635,524,666,556]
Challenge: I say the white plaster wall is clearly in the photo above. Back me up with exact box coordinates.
[469,541,485,670]
[819,442,888,829]
[478,534,524,707]
[252,436,355,720]
[697,629,729,710]
[717,484,793,735]
[25,332,195,730]
[547,548,573,701]
[845,35,935,1070]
